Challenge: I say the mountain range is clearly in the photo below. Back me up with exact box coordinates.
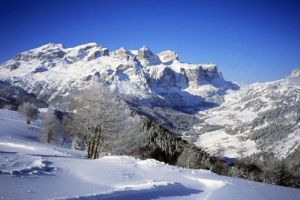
[0,42,299,162]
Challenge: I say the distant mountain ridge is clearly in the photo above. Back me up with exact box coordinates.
[0,43,238,111]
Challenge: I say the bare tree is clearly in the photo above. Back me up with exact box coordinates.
[42,111,60,144]
[69,83,137,159]
[18,102,39,124]
[60,114,74,147]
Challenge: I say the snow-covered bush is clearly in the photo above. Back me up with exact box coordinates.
[41,111,61,144]
[18,102,39,124]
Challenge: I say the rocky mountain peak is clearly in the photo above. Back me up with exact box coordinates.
[0,42,240,111]
[39,43,64,50]
[69,42,101,51]
[136,46,161,66]
[158,50,179,64]
[14,43,66,62]
[291,68,300,77]
[113,47,135,60]
[65,43,109,61]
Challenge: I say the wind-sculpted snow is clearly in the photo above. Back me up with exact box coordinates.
[0,154,56,177]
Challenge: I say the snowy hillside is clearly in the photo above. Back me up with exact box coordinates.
[190,68,300,158]
[0,109,299,200]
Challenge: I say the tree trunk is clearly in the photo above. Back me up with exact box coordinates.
[47,129,52,143]
[61,137,66,147]
[87,136,93,159]
[87,127,102,159]
[95,132,102,159]
[91,135,97,159]
[93,133,101,159]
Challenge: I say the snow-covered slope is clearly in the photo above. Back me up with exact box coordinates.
[0,43,238,110]
[0,109,299,200]
[190,69,300,159]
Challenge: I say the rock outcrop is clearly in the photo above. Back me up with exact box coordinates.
[158,50,178,64]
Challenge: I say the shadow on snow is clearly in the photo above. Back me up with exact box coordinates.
[66,183,202,200]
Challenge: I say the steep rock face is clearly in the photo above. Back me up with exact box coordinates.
[158,50,178,64]
[14,43,65,62]
[112,47,135,61]
[0,81,47,109]
[65,43,109,62]
[155,67,188,88]
[291,68,300,77]
[199,65,224,83]
[136,46,161,66]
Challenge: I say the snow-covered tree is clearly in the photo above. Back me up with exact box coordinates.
[42,111,60,144]
[18,102,39,124]
[60,114,74,147]
[69,83,138,159]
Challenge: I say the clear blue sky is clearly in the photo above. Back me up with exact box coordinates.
[1,0,300,83]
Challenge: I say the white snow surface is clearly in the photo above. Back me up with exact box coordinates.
[0,109,299,200]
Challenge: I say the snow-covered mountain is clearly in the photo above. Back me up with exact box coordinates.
[0,43,238,110]
[190,68,300,159]
[0,43,299,162]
